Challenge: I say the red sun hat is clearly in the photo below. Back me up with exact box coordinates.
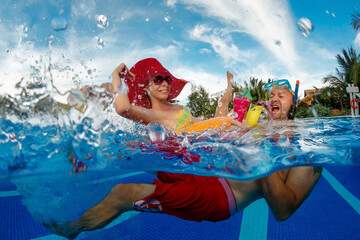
[125,58,188,109]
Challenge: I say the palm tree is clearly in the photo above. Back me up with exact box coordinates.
[244,77,269,103]
[335,47,360,86]
[351,9,360,32]
[322,48,359,110]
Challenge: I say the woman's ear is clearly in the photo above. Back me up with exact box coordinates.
[145,85,150,96]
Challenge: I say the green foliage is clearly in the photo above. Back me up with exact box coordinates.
[186,86,217,119]
[351,9,360,32]
[312,104,332,117]
[295,101,314,118]
[244,77,270,103]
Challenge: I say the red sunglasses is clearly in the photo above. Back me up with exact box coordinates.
[153,75,172,85]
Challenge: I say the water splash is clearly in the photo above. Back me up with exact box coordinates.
[297,17,314,37]
[96,37,105,48]
[148,124,166,142]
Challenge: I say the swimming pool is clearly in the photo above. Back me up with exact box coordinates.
[1,0,360,239]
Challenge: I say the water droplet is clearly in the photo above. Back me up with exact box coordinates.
[148,124,166,142]
[23,26,29,33]
[48,35,55,45]
[311,107,318,117]
[33,76,42,85]
[51,16,67,31]
[96,37,105,48]
[297,17,314,37]
[164,15,171,22]
[145,18,150,22]
[59,9,64,15]
[325,10,329,14]
[331,13,336,18]
[96,15,109,29]
[275,40,281,46]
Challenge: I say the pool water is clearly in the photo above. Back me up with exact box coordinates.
[1,165,360,239]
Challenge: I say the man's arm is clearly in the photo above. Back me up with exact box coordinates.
[259,166,322,221]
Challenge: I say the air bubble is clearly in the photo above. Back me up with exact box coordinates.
[23,26,29,33]
[297,17,314,37]
[145,18,150,22]
[96,15,109,29]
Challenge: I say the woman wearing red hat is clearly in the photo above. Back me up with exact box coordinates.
[112,58,196,131]
[112,58,244,133]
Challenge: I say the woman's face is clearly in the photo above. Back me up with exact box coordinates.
[146,76,172,101]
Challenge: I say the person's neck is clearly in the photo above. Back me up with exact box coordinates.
[151,99,173,111]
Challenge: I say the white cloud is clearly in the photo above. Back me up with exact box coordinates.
[355,32,360,48]
[199,48,212,55]
[189,24,254,66]
[180,0,299,72]
[165,0,178,8]
[172,66,225,103]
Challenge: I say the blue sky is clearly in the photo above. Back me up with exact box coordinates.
[0,0,359,104]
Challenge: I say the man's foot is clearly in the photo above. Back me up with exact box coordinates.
[43,222,79,240]
[226,71,234,88]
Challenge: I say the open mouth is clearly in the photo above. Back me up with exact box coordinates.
[271,104,280,114]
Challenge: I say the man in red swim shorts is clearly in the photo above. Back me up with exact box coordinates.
[45,69,322,239]
[134,172,237,222]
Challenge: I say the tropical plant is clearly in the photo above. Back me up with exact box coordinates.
[323,47,359,110]
[243,77,270,103]
[295,101,314,118]
[331,47,359,86]
[186,85,217,119]
[312,104,332,117]
[351,10,360,32]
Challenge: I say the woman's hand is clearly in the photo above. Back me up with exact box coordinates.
[112,63,135,93]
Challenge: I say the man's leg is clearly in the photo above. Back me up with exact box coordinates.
[45,183,156,239]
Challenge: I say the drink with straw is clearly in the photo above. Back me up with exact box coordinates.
[233,92,250,122]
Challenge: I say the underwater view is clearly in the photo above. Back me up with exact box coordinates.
[1,0,360,239]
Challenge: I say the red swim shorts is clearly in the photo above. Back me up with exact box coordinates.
[133,172,237,222]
